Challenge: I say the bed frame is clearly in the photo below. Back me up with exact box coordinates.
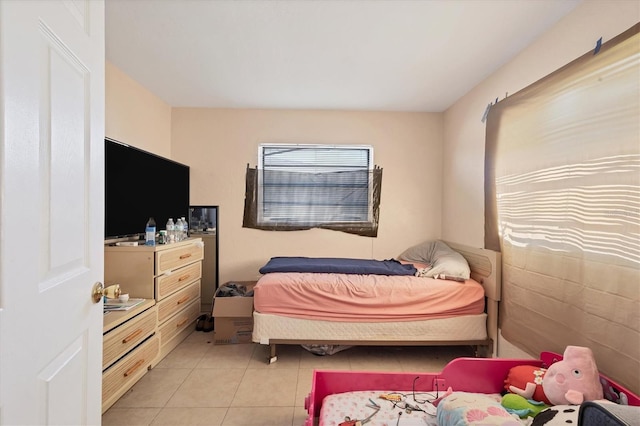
[253,242,501,363]
[304,352,640,425]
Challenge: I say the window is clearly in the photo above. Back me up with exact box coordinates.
[243,144,382,237]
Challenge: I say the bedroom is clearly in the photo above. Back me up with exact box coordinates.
[107,0,637,353]
[102,0,639,422]
[0,0,637,425]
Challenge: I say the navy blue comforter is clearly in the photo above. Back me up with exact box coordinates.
[258,257,417,276]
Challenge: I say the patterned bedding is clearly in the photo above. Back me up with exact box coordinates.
[318,391,635,426]
[318,391,524,426]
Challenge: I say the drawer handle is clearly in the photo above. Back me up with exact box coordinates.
[176,318,189,327]
[179,253,192,260]
[122,329,143,344]
[176,295,190,305]
[178,274,191,282]
[124,359,145,377]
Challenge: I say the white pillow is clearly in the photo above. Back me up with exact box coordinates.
[398,240,471,279]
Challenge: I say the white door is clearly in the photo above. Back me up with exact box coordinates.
[0,1,105,424]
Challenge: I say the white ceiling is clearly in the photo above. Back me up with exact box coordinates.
[105,0,581,112]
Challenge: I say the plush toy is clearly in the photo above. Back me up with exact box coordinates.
[504,365,551,404]
[502,346,604,418]
[542,346,603,405]
[501,393,549,418]
[502,365,551,417]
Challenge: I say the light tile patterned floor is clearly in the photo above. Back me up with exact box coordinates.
[102,331,474,426]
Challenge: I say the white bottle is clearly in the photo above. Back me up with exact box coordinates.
[166,218,175,243]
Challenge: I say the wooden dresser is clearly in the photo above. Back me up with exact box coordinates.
[102,299,158,413]
[102,238,204,411]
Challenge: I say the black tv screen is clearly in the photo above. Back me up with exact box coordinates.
[105,138,190,240]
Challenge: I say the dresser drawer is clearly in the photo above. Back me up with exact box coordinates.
[158,299,200,347]
[102,335,159,412]
[157,280,201,324]
[156,261,202,300]
[155,241,204,275]
[103,306,157,370]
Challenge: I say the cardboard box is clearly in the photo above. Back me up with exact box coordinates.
[212,281,257,344]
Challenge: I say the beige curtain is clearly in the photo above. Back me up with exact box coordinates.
[485,24,639,394]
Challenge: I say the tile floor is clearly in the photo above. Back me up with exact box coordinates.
[102,331,475,426]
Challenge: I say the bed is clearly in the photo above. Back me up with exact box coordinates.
[305,352,640,426]
[251,241,501,363]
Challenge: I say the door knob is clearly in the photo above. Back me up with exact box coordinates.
[92,282,121,303]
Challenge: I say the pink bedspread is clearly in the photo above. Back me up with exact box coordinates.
[253,272,485,322]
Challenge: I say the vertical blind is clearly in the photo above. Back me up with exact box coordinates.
[485,24,639,393]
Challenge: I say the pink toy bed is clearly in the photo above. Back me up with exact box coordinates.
[304,352,640,426]
[252,241,501,363]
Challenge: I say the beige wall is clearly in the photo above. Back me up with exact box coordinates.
[442,0,640,247]
[171,109,442,284]
[105,61,172,157]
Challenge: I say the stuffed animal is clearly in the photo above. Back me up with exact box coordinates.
[501,393,549,418]
[504,365,551,404]
[502,365,551,417]
[542,346,604,405]
[502,346,604,417]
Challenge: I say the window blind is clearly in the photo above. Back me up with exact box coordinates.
[243,144,382,237]
[259,145,372,224]
[485,23,639,393]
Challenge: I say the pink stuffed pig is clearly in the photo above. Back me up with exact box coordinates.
[542,346,604,405]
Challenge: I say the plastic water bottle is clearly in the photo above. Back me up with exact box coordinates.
[181,216,188,240]
[145,217,156,246]
[180,217,186,241]
[175,218,184,241]
[166,218,175,243]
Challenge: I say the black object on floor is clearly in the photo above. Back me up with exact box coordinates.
[195,314,208,331]
[202,315,214,332]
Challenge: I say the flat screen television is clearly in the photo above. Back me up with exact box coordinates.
[105,138,190,240]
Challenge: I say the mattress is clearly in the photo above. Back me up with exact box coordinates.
[252,311,488,343]
[318,391,522,426]
[319,390,440,426]
[253,272,485,322]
